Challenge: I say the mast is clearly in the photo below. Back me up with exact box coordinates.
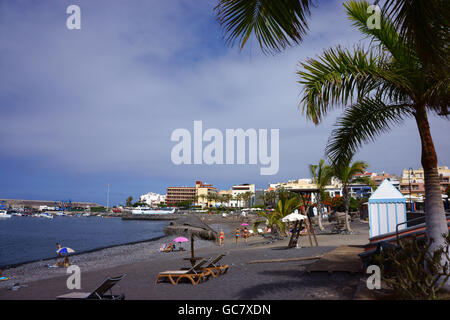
[106,184,110,211]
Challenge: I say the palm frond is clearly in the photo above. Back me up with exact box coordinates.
[382,0,450,74]
[326,97,413,165]
[214,0,313,54]
[298,46,383,124]
[351,175,376,188]
[344,0,416,68]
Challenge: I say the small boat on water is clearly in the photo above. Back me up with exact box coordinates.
[0,210,11,218]
[37,212,54,219]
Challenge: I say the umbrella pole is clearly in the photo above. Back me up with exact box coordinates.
[191,235,195,260]
[288,220,299,248]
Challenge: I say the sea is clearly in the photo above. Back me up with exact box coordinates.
[0,215,168,268]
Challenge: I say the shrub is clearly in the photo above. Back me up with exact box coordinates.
[376,234,450,299]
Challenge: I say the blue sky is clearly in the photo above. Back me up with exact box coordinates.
[0,0,449,206]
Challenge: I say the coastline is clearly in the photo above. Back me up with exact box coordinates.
[0,234,168,270]
[0,218,373,300]
[0,234,216,290]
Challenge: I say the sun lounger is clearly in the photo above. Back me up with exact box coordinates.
[56,274,126,300]
[202,253,229,278]
[155,259,213,285]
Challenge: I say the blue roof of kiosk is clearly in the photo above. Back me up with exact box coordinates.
[369,179,405,201]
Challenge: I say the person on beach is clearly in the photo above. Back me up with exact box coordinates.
[64,255,70,268]
[235,227,240,244]
[243,227,249,243]
[165,242,173,252]
[219,229,224,246]
[54,242,64,267]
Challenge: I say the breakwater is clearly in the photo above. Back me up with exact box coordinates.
[121,213,181,221]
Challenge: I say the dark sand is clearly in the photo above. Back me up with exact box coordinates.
[0,217,370,300]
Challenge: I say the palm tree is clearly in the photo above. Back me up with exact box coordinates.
[207,193,218,207]
[297,1,448,250]
[215,0,449,77]
[330,158,374,232]
[263,190,277,208]
[125,196,133,207]
[197,194,207,207]
[234,194,243,208]
[222,193,233,208]
[310,159,334,231]
[242,191,254,208]
[254,193,300,236]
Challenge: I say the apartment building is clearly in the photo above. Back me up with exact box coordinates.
[165,186,196,206]
[399,166,450,197]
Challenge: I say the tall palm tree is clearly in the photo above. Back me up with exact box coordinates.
[242,191,254,208]
[264,190,277,208]
[331,159,374,231]
[197,194,207,207]
[223,193,233,208]
[125,196,133,207]
[310,159,334,231]
[234,193,243,208]
[297,1,449,250]
[207,193,218,207]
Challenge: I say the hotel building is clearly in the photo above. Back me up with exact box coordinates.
[165,186,196,206]
[195,181,218,208]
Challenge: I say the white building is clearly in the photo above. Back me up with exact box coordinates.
[230,184,256,208]
[139,192,166,207]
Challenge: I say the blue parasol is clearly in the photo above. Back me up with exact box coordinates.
[56,247,75,254]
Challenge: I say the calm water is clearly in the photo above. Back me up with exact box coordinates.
[0,215,168,267]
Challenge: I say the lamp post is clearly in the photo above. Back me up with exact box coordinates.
[408,167,413,212]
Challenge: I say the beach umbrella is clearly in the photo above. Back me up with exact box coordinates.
[173,236,189,251]
[173,236,189,243]
[282,212,308,223]
[56,247,75,254]
[164,215,218,264]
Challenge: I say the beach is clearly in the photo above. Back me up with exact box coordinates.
[0,216,371,300]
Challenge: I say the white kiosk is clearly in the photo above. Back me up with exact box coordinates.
[368,179,407,238]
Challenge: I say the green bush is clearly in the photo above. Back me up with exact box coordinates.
[376,234,450,299]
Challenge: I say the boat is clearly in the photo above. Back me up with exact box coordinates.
[131,207,176,215]
[38,212,54,219]
[82,213,90,217]
[9,210,23,216]
[0,210,11,218]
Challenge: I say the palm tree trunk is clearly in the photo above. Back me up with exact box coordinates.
[343,187,352,232]
[415,107,449,290]
[317,193,324,231]
[415,107,448,253]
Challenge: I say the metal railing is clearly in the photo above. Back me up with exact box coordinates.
[395,213,450,244]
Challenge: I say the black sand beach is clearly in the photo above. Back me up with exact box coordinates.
[0,218,370,300]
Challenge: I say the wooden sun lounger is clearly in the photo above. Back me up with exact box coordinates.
[155,259,213,285]
[56,274,126,300]
[202,253,229,278]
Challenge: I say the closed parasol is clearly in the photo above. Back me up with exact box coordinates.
[164,215,218,265]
